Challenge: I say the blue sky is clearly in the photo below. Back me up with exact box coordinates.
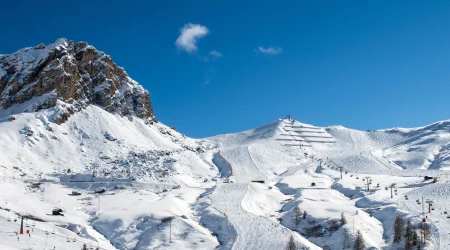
[2,1,450,137]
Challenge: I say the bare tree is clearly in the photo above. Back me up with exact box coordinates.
[293,206,302,225]
[286,235,296,250]
[393,216,404,243]
[418,222,431,245]
[341,212,347,226]
[353,230,365,250]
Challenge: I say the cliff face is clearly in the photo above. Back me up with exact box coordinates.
[0,38,154,123]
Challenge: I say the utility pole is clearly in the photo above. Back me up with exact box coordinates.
[422,196,424,215]
[425,199,433,213]
[390,184,395,198]
[92,163,97,179]
[365,177,372,191]
[353,218,354,234]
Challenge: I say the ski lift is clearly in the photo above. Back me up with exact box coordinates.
[51,229,55,234]
[66,236,70,242]
[72,237,76,242]
[7,216,11,222]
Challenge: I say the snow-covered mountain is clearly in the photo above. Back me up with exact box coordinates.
[1,40,449,250]
[0,38,153,124]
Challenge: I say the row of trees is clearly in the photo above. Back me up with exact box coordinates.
[393,216,431,250]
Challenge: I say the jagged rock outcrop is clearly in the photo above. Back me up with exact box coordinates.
[0,38,154,123]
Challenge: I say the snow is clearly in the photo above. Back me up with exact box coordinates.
[1,105,450,250]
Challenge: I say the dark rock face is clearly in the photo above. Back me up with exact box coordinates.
[0,38,154,123]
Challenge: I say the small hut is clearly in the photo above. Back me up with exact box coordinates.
[52,208,64,216]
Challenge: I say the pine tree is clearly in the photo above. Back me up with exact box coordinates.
[353,230,365,250]
[293,206,302,225]
[405,220,413,242]
[303,211,307,220]
[341,212,347,226]
[393,216,404,243]
[82,244,88,250]
[286,235,296,250]
[416,243,422,250]
[342,230,350,249]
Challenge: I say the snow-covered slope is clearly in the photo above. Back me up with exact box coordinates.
[2,40,450,250]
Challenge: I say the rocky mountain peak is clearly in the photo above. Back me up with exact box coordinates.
[0,38,154,123]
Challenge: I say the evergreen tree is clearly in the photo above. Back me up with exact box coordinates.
[353,230,365,250]
[341,212,347,226]
[286,235,296,250]
[393,216,404,243]
[82,244,88,250]
[303,211,307,220]
[293,206,302,225]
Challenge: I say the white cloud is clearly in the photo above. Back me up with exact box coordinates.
[255,46,283,55]
[175,23,209,53]
[202,50,223,62]
[209,50,223,58]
